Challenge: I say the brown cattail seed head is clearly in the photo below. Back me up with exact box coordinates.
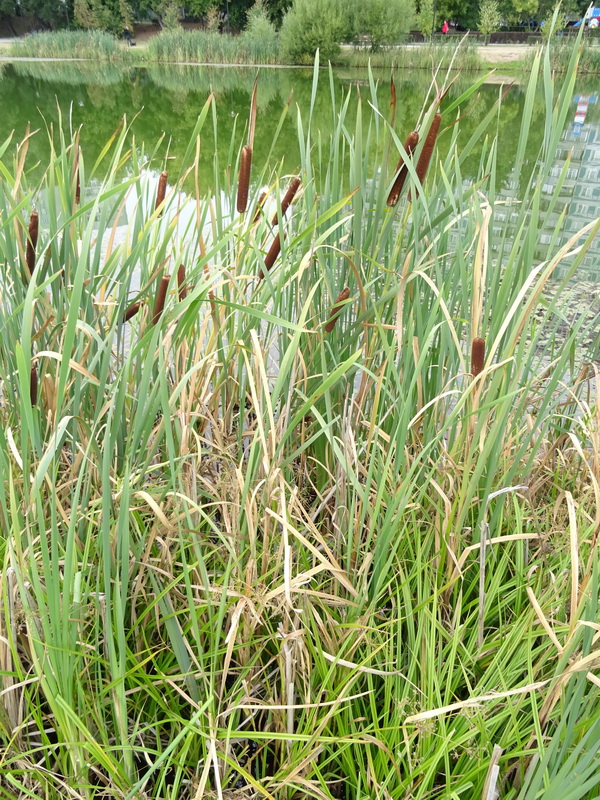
[74,146,81,205]
[387,131,419,207]
[237,145,252,213]
[260,233,282,279]
[471,337,485,378]
[30,364,38,407]
[271,176,301,225]
[26,211,39,275]
[409,112,441,201]
[252,190,267,224]
[325,287,350,333]
[123,301,141,323]
[177,263,187,301]
[152,276,170,325]
[155,171,168,214]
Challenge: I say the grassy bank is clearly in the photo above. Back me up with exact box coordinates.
[1,42,600,800]
[340,40,482,70]
[526,39,600,72]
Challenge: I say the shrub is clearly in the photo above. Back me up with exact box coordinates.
[240,1,280,63]
[540,3,568,40]
[279,0,350,64]
[351,0,415,49]
[416,0,434,36]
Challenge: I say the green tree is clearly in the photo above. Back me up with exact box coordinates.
[74,0,126,31]
[21,0,74,27]
[479,0,502,37]
[416,0,434,35]
[279,0,350,63]
[351,0,415,48]
[0,0,17,35]
[498,0,537,24]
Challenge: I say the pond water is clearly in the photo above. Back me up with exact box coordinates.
[1,61,599,279]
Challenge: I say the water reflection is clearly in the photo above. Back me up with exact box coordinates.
[493,93,600,279]
[1,62,599,279]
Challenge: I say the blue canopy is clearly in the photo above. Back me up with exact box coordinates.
[573,8,600,26]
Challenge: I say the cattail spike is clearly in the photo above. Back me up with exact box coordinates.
[471,337,485,378]
[155,171,168,214]
[237,145,252,213]
[325,287,350,333]
[177,264,187,301]
[387,131,419,207]
[271,176,301,225]
[252,190,267,224]
[152,276,170,325]
[74,145,81,205]
[26,211,39,275]
[409,112,441,202]
[30,364,38,407]
[123,301,141,323]
[260,233,282,280]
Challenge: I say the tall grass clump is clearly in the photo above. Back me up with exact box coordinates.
[147,27,280,64]
[1,36,600,800]
[527,39,600,72]
[9,30,123,60]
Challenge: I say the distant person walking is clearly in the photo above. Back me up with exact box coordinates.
[441,20,449,34]
[123,26,133,46]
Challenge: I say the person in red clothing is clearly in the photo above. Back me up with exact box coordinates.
[442,20,449,33]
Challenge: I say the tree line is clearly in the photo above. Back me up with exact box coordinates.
[0,0,591,38]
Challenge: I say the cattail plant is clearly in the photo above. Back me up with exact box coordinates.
[471,337,485,378]
[387,131,419,207]
[26,211,39,275]
[152,276,170,325]
[237,145,252,214]
[177,264,187,301]
[73,145,81,205]
[271,176,301,225]
[30,364,38,407]
[260,233,282,279]
[252,190,267,224]
[123,301,141,323]
[409,112,442,202]
[325,287,350,333]
[155,171,168,214]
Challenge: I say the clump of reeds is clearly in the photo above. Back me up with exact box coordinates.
[177,264,187,301]
[471,337,485,378]
[26,211,39,275]
[409,112,441,201]
[152,276,170,325]
[271,176,301,224]
[155,171,168,215]
[237,146,252,214]
[387,132,419,207]
[325,287,350,333]
[30,364,38,406]
[123,302,141,323]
